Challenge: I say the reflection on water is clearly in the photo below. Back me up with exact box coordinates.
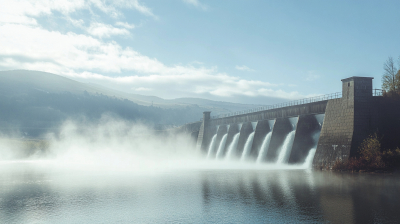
[1,162,400,223]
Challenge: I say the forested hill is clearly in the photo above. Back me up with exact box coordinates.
[0,70,259,138]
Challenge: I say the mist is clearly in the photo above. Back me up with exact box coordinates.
[0,115,204,172]
[0,116,315,176]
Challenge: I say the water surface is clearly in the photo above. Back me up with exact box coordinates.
[0,161,399,224]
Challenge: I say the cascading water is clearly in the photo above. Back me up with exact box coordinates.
[206,134,218,159]
[302,127,322,168]
[251,122,258,130]
[276,117,298,164]
[203,114,323,169]
[256,132,272,163]
[315,114,325,128]
[240,132,255,161]
[225,133,240,159]
[276,130,296,164]
[303,148,316,168]
[216,134,228,159]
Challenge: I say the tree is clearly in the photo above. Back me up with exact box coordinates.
[359,133,382,163]
[382,56,400,92]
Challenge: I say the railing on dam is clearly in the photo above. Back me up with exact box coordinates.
[209,92,342,119]
[373,89,383,96]
[200,89,384,120]
[200,89,384,121]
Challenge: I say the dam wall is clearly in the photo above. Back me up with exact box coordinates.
[312,77,397,168]
[371,97,400,150]
[209,101,327,127]
[178,76,400,169]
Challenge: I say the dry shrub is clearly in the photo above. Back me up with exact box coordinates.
[332,159,347,170]
[332,134,400,171]
[382,148,400,169]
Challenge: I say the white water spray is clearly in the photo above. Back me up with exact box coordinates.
[241,132,255,161]
[256,132,272,163]
[302,129,322,168]
[315,114,325,127]
[276,130,296,164]
[207,134,218,158]
[216,134,228,159]
[225,133,240,159]
[251,122,257,130]
[302,148,316,168]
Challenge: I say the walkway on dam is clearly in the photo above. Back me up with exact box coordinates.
[209,89,383,120]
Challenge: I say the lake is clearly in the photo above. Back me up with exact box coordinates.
[1,161,399,224]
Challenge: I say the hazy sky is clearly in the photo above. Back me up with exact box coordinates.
[1,0,399,104]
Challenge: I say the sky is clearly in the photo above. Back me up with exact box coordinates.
[0,0,399,105]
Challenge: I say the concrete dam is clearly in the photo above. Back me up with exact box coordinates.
[178,76,400,168]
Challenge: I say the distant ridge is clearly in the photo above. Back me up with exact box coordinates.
[0,70,261,113]
[0,69,267,138]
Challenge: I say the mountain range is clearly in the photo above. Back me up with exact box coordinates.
[0,70,262,138]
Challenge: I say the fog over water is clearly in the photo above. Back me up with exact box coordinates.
[0,117,312,173]
[44,120,196,173]
[1,118,400,223]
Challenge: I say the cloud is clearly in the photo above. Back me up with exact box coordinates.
[235,65,256,72]
[126,0,156,18]
[87,22,130,38]
[134,87,152,91]
[306,71,320,81]
[0,21,301,100]
[0,0,156,26]
[68,18,85,28]
[182,0,208,10]
[115,22,135,29]
[0,0,304,102]
[58,70,300,100]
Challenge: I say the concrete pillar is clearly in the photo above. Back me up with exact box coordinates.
[236,122,254,157]
[289,114,320,164]
[212,125,228,157]
[266,118,293,162]
[196,111,211,152]
[249,120,271,160]
[221,124,240,158]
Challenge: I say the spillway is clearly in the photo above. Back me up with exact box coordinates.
[206,134,218,159]
[216,134,228,159]
[199,113,322,167]
[225,133,240,160]
[302,127,322,167]
[240,132,255,161]
[276,130,296,164]
[256,132,272,163]
[303,148,316,168]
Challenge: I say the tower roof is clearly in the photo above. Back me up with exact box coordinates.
[341,76,374,82]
